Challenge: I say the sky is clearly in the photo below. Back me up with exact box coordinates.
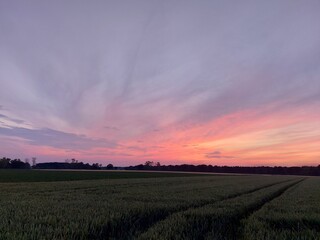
[0,0,319,166]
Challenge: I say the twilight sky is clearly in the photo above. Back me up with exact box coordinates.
[0,0,319,166]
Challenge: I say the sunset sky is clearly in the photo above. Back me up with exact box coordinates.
[0,0,319,166]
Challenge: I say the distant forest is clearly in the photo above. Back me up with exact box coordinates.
[0,157,112,170]
[1,157,320,176]
[126,161,320,176]
[0,157,32,169]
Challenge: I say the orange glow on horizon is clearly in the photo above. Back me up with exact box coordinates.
[3,102,319,167]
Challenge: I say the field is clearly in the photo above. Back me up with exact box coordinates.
[0,170,319,239]
[0,169,205,182]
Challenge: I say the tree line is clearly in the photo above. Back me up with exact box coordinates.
[0,157,31,169]
[126,162,320,176]
[2,157,319,176]
[0,157,114,170]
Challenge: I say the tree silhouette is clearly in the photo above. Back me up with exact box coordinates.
[106,164,114,169]
[32,157,37,167]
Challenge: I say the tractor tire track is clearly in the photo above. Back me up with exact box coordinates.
[236,178,307,240]
[204,178,306,240]
[135,178,300,239]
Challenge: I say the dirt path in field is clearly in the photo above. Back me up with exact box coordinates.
[135,178,298,239]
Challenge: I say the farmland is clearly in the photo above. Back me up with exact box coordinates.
[0,169,205,183]
[0,171,319,239]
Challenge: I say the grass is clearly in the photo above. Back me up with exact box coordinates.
[0,169,207,182]
[0,171,319,239]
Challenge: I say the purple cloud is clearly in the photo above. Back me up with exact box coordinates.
[0,113,25,124]
[0,127,117,150]
[206,151,234,159]
[104,126,120,131]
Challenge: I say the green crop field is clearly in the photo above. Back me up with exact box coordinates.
[0,170,319,240]
[0,169,206,183]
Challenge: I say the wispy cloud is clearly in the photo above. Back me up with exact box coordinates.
[0,126,117,151]
[0,113,25,124]
[104,126,120,131]
[205,151,235,159]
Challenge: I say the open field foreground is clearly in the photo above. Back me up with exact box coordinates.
[0,171,319,239]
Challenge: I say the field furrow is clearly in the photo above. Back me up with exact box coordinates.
[138,178,303,240]
[241,177,320,240]
[134,178,295,239]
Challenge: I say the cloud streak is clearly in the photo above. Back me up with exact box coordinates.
[0,126,117,151]
[0,113,25,124]
[205,151,235,159]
